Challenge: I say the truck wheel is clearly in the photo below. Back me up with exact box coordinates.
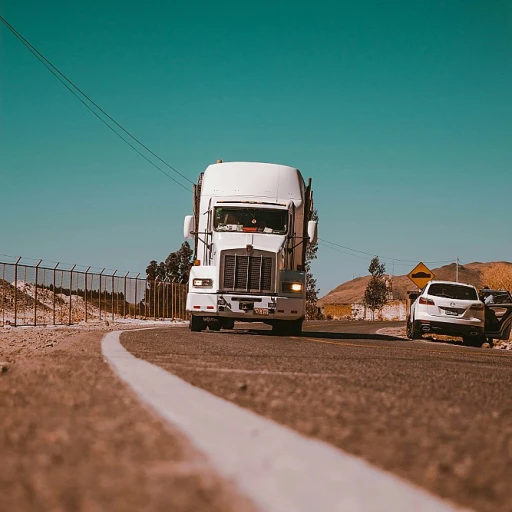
[271,321,286,335]
[272,319,303,336]
[208,319,221,331]
[190,315,205,332]
[222,319,235,330]
[288,318,303,336]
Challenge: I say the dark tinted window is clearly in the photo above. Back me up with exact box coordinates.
[493,292,512,304]
[428,284,478,300]
[214,208,287,234]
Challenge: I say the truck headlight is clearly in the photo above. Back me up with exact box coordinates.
[283,282,303,293]
[193,278,213,287]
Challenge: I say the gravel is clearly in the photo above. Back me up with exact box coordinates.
[0,324,256,512]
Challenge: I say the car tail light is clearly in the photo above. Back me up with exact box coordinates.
[470,303,484,310]
[419,297,435,306]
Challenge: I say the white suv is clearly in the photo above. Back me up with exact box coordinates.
[407,281,485,345]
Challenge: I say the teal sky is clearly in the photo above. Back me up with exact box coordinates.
[1,1,511,295]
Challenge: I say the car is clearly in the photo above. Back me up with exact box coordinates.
[479,289,512,305]
[407,280,485,345]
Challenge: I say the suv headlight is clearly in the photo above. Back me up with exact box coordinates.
[283,282,303,293]
[193,278,213,287]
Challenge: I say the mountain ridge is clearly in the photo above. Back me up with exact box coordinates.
[318,261,512,305]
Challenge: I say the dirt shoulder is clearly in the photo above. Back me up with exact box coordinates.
[0,325,255,512]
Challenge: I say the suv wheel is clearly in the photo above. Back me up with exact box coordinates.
[463,335,484,347]
[407,318,421,340]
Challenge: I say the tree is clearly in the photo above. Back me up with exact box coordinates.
[305,209,320,320]
[146,242,194,284]
[364,256,388,320]
[481,263,512,292]
[145,242,194,318]
[166,241,194,283]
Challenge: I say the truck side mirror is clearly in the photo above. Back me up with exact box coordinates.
[307,220,318,245]
[183,215,194,239]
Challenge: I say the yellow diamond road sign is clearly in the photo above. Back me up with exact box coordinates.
[408,262,435,289]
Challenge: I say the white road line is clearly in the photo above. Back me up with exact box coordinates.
[102,331,472,512]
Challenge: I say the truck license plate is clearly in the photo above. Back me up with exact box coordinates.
[254,308,269,316]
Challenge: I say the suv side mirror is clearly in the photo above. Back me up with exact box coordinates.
[183,215,194,239]
[307,220,318,245]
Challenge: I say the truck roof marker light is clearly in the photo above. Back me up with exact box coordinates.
[207,306,215,310]
[193,306,201,309]
[193,260,200,266]
[215,200,287,207]
[278,309,285,313]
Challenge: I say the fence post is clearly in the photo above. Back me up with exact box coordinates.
[171,277,176,320]
[13,256,21,327]
[34,259,42,326]
[1,263,6,326]
[111,270,117,323]
[163,280,167,320]
[99,268,105,321]
[179,278,184,320]
[134,273,140,319]
[53,262,59,325]
[153,279,157,321]
[84,266,91,322]
[123,272,128,318]
[144,279,147,319]
[69,264,76,325]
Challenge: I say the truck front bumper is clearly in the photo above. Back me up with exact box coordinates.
[187,293,304,321]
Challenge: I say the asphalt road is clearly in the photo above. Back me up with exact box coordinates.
[122,321,512,512]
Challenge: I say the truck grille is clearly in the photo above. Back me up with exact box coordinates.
[222,254,273,292]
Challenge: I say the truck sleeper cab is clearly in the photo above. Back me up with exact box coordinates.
[183,161,317,335]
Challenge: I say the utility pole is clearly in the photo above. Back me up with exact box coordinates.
[456,257,459,282]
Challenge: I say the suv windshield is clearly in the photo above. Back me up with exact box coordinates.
[214,207,287,234]
[428,283,478,301]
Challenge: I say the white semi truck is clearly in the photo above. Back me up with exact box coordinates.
[183,161,317,335]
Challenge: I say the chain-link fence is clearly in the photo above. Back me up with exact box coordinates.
[0,257,189,327]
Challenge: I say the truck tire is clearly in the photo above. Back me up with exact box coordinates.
[271,321,286,335]
[288,318,303,336]
[272,319,303,336]
[190,315,205,332]
[208,318,221,331]
[222,319,235,330]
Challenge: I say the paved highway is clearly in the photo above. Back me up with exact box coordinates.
[121,321,512,512]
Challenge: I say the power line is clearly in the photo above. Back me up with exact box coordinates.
[0,15,193,191]
[319,238,453,265]
[319,242,415,268]
[0,16,469,268]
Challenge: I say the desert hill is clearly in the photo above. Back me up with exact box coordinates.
[318,261,512,305]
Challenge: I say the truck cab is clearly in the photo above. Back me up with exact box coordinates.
[183,161,317,335]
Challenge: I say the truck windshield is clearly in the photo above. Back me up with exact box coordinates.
[214,207,288,234]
